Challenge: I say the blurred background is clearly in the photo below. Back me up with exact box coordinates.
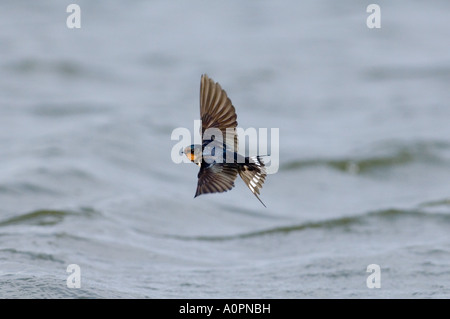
[0,0,449,298]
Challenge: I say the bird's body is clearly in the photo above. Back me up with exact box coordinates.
[188,140,244,166]
[183,74,268,207]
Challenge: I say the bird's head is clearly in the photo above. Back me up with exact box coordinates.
[183,144,202,166]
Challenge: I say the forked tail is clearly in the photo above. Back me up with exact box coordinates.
[238,156,267,207]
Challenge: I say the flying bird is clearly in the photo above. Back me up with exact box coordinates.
[183,74,267,207]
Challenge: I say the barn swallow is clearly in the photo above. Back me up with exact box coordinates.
[183,74,267,207]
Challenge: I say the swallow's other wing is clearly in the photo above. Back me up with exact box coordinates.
[200,74,238,152]
[195,164,239,197]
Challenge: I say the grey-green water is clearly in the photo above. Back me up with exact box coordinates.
[1,0,450,298]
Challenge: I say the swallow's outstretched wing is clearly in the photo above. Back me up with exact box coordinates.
[200,74,239,152]
[195,164,239,197]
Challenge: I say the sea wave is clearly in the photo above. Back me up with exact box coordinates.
[281,140,450,174]
[166,205,450,242]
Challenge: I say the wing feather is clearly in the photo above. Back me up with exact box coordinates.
[195,164,239,197]
[200,74,238,152]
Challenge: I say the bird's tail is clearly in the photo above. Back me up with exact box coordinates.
[238,156,267,207]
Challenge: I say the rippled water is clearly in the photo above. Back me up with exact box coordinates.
[1,1,450,298]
